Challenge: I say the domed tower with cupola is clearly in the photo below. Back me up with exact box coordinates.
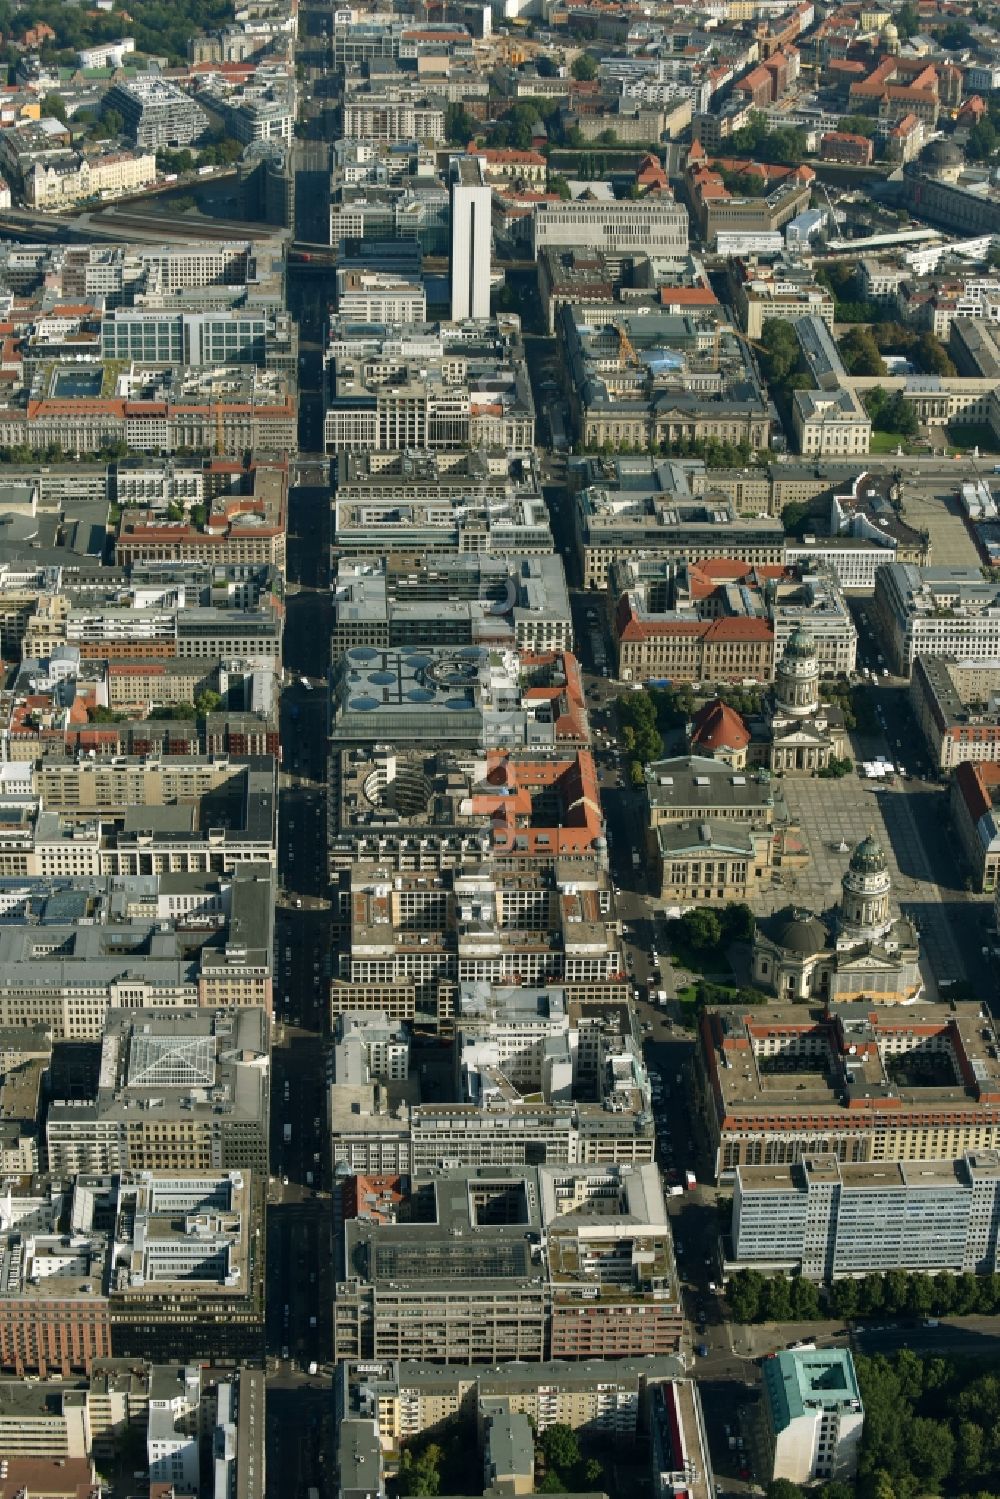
[838,832,892,944]
[774,626,821,719]
[752,830,923,1004]
[746,625,848,774]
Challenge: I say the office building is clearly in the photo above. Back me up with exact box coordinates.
[650,1381,714,1499]
[330,553,572,657]
[698,1001,1000,1180]
[334,1012,410,1086]
[334,1163,680,1364]
[0,1183,112,1375]
[732,1151,1000,1277]
[909,655,1000,771]
[104,1171,265,1361]
[761,1349,863,1487]
[532,199,689,259]
[450,155,492,321]
[46,1007,269,1178]
[873,564,1000,675]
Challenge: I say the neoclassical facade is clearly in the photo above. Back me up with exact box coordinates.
[751,834,923,1004]
[688,627,848,775]
[749,625,848,774]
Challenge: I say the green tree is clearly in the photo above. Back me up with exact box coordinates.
[934,1272,957,1315]
[838,114,876,137]
[148,703,198,721]
[781,499,818,540]
[679,907,722,952]
[94,106,124,139]
[790,1276,821,1320]
[571,52,597,80]
[537,1473,566,1494]
[882,1269,910,1316]
[936,18,973,48]
[758,318,800,386]
[957,1420,986,1487]
[954,1271,981,1315]
[904,1273,935,1317]
[728,1268,765,1323]
[915,331,956,376]
[766,1483,804,1499]
[445,102,477,145]
[581,1458,603,1488]
[194,689,222,715]
[540,1425,581,1475]
[41,92,67,125]
[397,1449,441,1497]
[839,327,885,377]
[720,902,754,943]
[896,2,920,35]
[760,1275,793,1322]
[909,1415,954,1490]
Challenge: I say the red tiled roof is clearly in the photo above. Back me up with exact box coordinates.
[690,698,751,751]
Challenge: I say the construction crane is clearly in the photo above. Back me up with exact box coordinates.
[615,320,641,370]
[711,321,767,371]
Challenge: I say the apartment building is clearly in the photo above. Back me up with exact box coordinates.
[698,1002,1000,1180]
[26,146,157,209]
[45,1007,269,1177]
[104,76,210,148]
[341,92,445,145]
[732,1150,1000,1277]
[337,1357,684,1449]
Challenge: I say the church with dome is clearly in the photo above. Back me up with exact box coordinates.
[751,832,923,1004]
[690,626,848,775]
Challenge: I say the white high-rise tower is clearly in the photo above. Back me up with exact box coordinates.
[450,155,491,321]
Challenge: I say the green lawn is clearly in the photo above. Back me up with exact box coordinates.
[945,423,1000,454]
[868,429,916,454]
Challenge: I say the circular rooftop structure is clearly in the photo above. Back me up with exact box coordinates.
[784,625,817,661]
[919,138,964,178]
[773,908,829,957]
[849,833,888,876]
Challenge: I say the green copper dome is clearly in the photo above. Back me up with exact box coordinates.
[849,833,887,875]
[784,626,817,660]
